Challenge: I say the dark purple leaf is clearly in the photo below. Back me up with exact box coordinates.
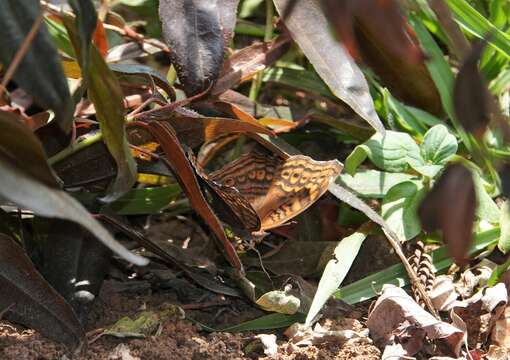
[418,164,476,265]
[159,0,225,96]
[0,233,85,350]
[454,40,491,137]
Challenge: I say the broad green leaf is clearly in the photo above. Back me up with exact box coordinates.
[0,1,73,133]
[305,228,368,326]
[421,125,458,165]
[337,170,418,199]
[344,131,424,175]
[0,234,85,350]
[473,172,500,223]
[256,290,301,315]
[498,201,510,253]
[109,185,182,215]
[335,227,500,304]
[381,182,426,241]
[273,0,385,133]
[445,0,510,59]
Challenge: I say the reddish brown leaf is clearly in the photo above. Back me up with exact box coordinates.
[92,19,108,57]
[454,40,491,137]
[145,121,243,271]
[418,164,476,265]
[323,0,441,115]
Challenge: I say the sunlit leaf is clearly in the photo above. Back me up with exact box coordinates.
[305,227,368,326]
[381,182,426,242]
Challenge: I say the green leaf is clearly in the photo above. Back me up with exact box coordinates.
[473,171,500,223]
[421,125,458,165]
[109,185,182,215]
[498,201,510,253]
[0,111,59,188]
[381,182,426,241]
[335,227,500,304]
[345,131,424,175]
[410,15,455,120]
[239,0,264,18]
[305,227,368,326]
[337,170,419,199]
[221,313,305,332]
[63,13,137,202]
[445,0,510,59]
[262,67,334,99]
[273,0,385,133]
[89,46,137,202]
[0,0,73,133]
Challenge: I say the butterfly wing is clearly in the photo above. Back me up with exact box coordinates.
[210,151,342,231]
[187,150,261,232]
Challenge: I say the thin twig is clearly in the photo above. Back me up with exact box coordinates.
[0,13,45,99]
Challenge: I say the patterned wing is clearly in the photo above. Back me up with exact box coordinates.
[210,151,342,231]
[187,150,261,232]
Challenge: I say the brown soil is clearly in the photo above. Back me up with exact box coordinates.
[0,280,380,359]
[0,217,394,359]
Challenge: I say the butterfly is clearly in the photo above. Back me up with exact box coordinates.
[190,148,342,232]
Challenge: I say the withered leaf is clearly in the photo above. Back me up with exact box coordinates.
[454,40,491,137]
[159,0,225,96]
[418,164,476,265]
[0,234,85,350]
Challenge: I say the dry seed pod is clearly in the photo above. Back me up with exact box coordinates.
[408,240,435,308]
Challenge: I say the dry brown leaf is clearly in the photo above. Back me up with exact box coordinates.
[367,285,464,356]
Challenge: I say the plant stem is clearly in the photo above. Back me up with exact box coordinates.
[48,132,103,165]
